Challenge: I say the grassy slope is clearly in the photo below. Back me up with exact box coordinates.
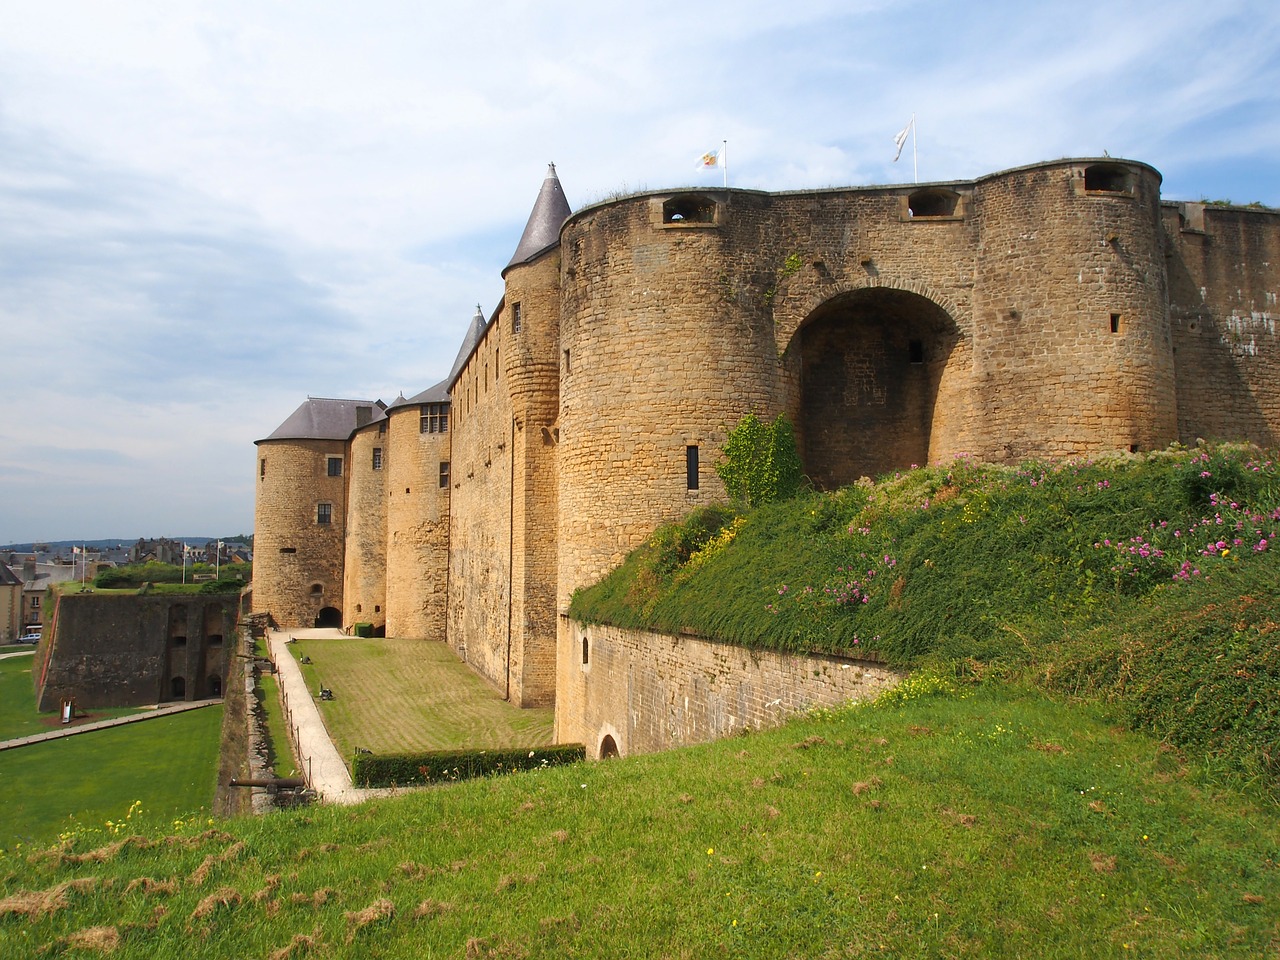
[289,637,554,758]
[0,686,1276,958]
[2,447,1278,956]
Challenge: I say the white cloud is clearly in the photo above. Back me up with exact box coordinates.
[0,0,1277,541]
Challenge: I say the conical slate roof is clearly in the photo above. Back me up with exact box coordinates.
[503,163,571,274]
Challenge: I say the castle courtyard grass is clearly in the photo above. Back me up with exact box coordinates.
[285,636,554,762]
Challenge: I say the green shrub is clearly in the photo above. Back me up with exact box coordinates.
[716,413,806,506]
[352,744,585,787]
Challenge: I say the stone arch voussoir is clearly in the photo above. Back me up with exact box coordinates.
[774,277,962,357]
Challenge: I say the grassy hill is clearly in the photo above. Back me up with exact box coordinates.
[1,444,1277,958]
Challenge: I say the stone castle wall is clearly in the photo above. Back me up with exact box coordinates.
[37,593,236,710]
[253,438,347,628]
[559,620,899,758]
[446,312,515,694]
[384,404,450,638]
[1165,201,1280,447]
[254,157,1280,759]
[343,421,388,630]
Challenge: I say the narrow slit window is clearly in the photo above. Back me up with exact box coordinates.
[439,461,450,489]
[909,339,924,364]
[581,636,589,665]
[512,303,522,333]
[1110,313,1121,334]
[686,445,700,490]
[564,349,571,374]
[259,458,266,479]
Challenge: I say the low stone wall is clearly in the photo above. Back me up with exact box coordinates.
[559,619,900,759]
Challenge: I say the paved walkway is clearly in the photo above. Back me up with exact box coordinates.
[267,628,395,805]
[0,698,222,752]
[0,649,37,661]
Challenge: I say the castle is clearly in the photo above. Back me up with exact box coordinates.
[254,157,1280,755]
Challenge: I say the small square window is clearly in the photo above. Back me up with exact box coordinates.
[327,457,343,477]
[317,502,332,525]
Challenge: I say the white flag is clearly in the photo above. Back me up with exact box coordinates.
[893,118,913,162]
[696,148,721,170]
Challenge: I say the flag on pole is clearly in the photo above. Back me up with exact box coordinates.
[696,148,722,170]
[893,118,913,162]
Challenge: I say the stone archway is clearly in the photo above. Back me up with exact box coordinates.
[315,606,342,628]
[599,735,620,759]
[795,287,959,488]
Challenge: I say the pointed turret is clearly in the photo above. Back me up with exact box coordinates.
[504,163,571,275]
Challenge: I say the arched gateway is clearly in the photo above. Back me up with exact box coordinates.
[794,287,961,488]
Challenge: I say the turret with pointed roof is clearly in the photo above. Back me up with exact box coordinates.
[504,164,571,276]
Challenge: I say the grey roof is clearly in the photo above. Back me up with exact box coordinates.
[257,397,385,443]
[0,561,20,586]
[503,163,571,274]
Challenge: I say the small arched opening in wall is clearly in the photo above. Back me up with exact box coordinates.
[906,188,961,218]
[599,735,620,759]
[1083,163,1132,194]
[662,194,717,225]
[170,676,186,700]
[208,675,222,697]
[315,606,342,628]
[791,288,960,488]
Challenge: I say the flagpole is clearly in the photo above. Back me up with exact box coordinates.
[911,115,918,184]
[722,140,728,189]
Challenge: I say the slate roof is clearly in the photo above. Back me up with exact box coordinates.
[0,561,20,586]
[257,397,386,443]
[503,163,571,274]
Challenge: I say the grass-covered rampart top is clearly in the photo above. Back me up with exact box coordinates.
[570,444,1280,778]
[77,561,251,595]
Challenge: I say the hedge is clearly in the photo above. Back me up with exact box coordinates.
[351,743,586,787]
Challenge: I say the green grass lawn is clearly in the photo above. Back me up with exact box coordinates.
[0,656,142,741]
[287,637,554,759]
[1,683,1275,958]
[0,706,223,851]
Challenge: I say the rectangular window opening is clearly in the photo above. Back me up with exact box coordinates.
[439,461,450,489]
[420,403,449,434]
[372,447,383,470]
[908,339,924,364]
[317,502,332,525]
[686,445,700,490]
[327,457,343,477]
[564,349,571,374]
[259,458,266,479]
[1110,313,1122,334]
[512,303,522,333]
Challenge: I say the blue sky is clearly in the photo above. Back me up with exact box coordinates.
[2,0,1278,543]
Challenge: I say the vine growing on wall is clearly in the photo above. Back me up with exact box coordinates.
[716,413,807,507]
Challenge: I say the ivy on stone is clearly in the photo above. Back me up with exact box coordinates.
[716,413,806,507]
